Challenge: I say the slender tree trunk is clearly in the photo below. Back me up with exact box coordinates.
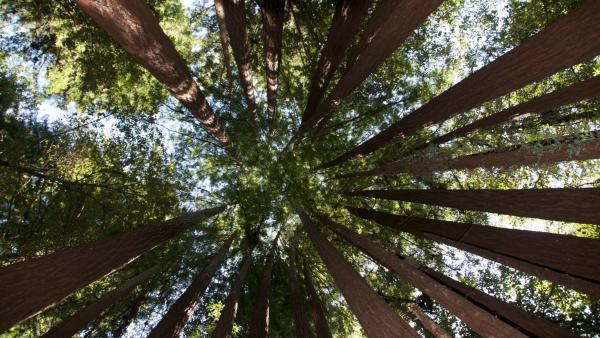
[260,0,285,144]
[248,230,282,338]
[214,0,259,132]
[113,290,149,337]
[346,206,600,296]
[316,214,531,338]
[211,250,253,338]
[322,1,600,168]
[294,204,419,338]
[214,0,234,91]
[409,304,452,338]
[287,247,314,338]
[302,259,333,338]
[148,233,236,338]
[347,188,600,225]
[0,205,224,332]
[42,266,160,338]
[75,0,234,151]
[0,160,110,188]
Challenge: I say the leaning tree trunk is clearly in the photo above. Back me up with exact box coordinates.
[409,304,452,338]
[347,207,600,297]
[211,250,253,338]
[148,232,236,338]
[75,0,235,152]
[294,204,419,338]
[347,188,600,225]
[42,265,160,338]
[0,205,224,332]
[214,0,234,91]
[112,290,149,337]
[322,0,600,168]
[302,259,333,338]
[287,247,314,338]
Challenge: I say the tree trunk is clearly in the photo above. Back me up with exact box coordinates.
[148,233,236,338]
[260,0,285,144]
[316,214,530,338]
[113,290,149,337]
[214,0,234,91]
[302,259,333,338]
[0,205,224,332]
[211,250,253,338]
[346,206,600,297]
[214,0,259,131]
[294,204,419,338]
[321,0,600,168]
[409,304,453,338]
[347,188,600,225]
[42,265,160,338]
[75,0,234,151]
[248,230,282,338]
[287,247,314,338]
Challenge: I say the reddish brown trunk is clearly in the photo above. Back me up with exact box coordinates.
[0,206,224,332]
[215,0,259,129]
[287,248,314,338]
[214,0,234,90]
[211,250,253,338]
[302,260,333,338]
[294,205,419,338]
[409,304,452,338]
[148,233,236,338]
[42,266,160,338]
[322,1,600,168]
[75,0,233,150]
[348,188,600,225]
[315,214,529,338]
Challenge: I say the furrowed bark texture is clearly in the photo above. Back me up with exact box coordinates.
[287,248,313,338]
[0,206,224,332]
[214,0,234,90]
[323,0,600,168]
[294,205,419,338]
[75,0,233,149]
[303,261,333,338]
[409,304,453,338]
[42,266,160,338]
[148,233,236,338]
[348,188,600,224]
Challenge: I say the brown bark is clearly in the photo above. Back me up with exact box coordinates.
[248,230,282,338]
[113,290,148,337]
[211,250,253,338]
[347,188,600,225]
[409,304,452,338]
[322,1,600,168]
[316,214,529,338]
[42,266,160,338]
[294,204,419,338]
[148,233,236,338]
[75,0,234,151]
[0,205,224,332]
[215,0,259,130]
[302,260,333,338]
[287,247,314,338]
[214,0,234,90]
[260,0,285,143]
[347,206,600,297]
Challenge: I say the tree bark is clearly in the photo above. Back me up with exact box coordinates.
[211,250,253,338]
[287,247,314,338]
[214,0,234,91]
[42,265,160,338]
[347,188,600,225]
[148,233,236,338]
[0,205,224,332]
[322,0,600,168]
[112,290,149,337]
[75,0,234,151]
[248,230,282,338]
[316,213,531,338]
[409,304,452,338]
[294,204,419,338]
[302,259,333,338]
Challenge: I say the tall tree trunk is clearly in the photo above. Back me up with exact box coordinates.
[148,233,236,338]
[211,250,253,338]
[75,0,235,152]
[214,0,234,91]
[294,204,419,338]
[248,230,282,338]
[260,0,285,144]
[347,206,600,297]
[409,304,453,338]
[322,0,600,168]
[348,188,600,225]
[214,0,259,132]
[287,247,314,338]
[315,214,532,337]
[302,259,333,338]
[0,205,224,332]
[42,266,160,338]
[112,289,149,337]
